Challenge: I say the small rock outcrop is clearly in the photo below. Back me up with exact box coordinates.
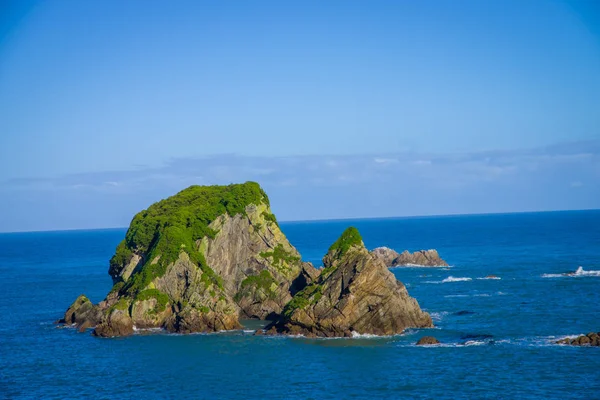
[416,336,440,345]
[371,247,448,267]
[58,294,103,332]
[557,332,600,346]
[59,182,312,337]
[265,227,433,337]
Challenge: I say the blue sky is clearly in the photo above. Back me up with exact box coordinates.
[0,0,599,232]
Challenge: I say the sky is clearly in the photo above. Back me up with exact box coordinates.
[0,0,599,232]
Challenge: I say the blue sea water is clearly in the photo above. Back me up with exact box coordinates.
[1,210,599,399]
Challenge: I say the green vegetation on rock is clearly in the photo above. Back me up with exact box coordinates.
[115,182,268,295]
[261,211,278,226]
[235,270,277,301]
[109,297,130,314]
[327,227,362,257]
[259,244,300,273]
[135,289,170,312]
[110,240,133,269]
[282,284,322,317]
[109,281,125,294]
[319,264,337,280]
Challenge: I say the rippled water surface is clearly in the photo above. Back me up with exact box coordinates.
[1,210,599,399]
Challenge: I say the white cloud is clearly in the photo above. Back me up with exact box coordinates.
[374,157,398,164]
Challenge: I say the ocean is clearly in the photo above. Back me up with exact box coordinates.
[1,210,599,399]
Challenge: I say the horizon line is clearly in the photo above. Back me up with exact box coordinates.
[1,207,598,235]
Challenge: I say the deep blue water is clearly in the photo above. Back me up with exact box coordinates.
[1,210,599,399]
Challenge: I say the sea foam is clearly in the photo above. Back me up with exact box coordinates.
[429,311,449,322]
[390,264,451,269]
[424,276,472,284]
[351,331,387,339]
[441,276,472,283]
[542,266,600,278]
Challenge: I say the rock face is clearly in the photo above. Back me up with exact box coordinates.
[371,247,448,267]
[93,309,134,337]
[266,227,433,337]
[416,336,440,345]
[60,182,312,336]
[58,294,103,332]
[199,203,312,319]
[557,332,600,346]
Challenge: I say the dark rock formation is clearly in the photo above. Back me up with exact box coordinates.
[371,247,448,267]
[265,227,433,337]
[416,336,440,345]
[557,332,600,346]
[289,262,320,296]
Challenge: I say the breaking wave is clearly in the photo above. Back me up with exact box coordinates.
[542,266,600,278]
[390,264,451,269]
[463,340,486,346]
[441,276,472,283]
[429,311,449,322]
[351,331,388,339]
[425,276,472,284]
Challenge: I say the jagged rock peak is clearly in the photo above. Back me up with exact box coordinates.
[266,227,433,337]
[322,226,365,269]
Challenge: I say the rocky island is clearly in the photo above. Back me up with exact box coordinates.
[371,247,448,267]
[264,227,432,337]
[59,182,431,338]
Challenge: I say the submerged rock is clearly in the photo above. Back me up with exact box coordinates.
[371,247,448,267]
[454,310,476,316]
[59,182,311,337]
[266,227,433,337]
[557,332,600,346]
[416,336,440,345]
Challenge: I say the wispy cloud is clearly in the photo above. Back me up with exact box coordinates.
[1,139,598,231]
[3,139,599,192]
